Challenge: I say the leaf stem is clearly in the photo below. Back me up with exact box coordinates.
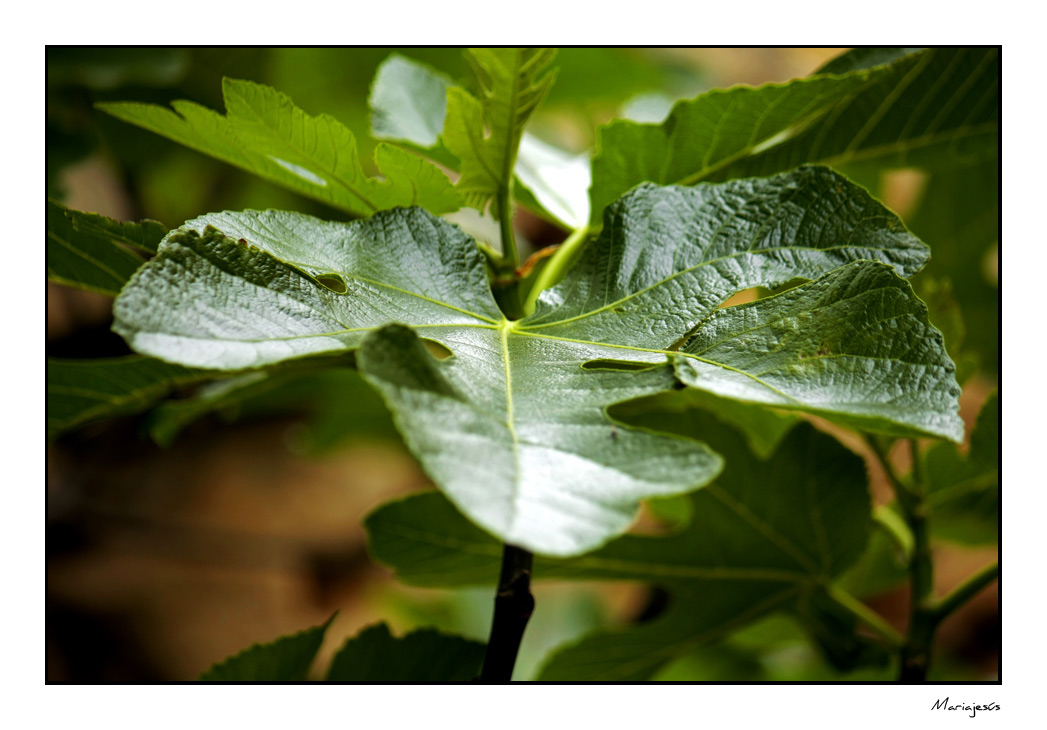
[523,225,590,314]
[480,543,535,681]
[827,584,904,647]
[932,561,998,623]
[497,187,518,271]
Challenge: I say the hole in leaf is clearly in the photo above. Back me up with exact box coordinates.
[581,359,659,372]
[315,273,348,294]
[422,339,454,360]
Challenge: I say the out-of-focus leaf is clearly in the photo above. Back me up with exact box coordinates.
[199,615,334,681]
[514,133,591,229]
[924,392,999,545]
[112,168,961,556]
[370,54,451,148]
[443,48,557,217]
[47,356,208,440]
[719,47,999,180]
[591,48,998,226]
[47,200,166,296]
[326,623,484,682]
[98,79,461,218]
[908,160,999,373]
[611,388,799,460]
[587,49,907,226]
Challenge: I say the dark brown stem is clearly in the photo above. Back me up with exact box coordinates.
[480,544,534,681]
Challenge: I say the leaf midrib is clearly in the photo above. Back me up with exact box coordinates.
[522,243,917,331]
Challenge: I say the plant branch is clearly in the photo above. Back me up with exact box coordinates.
[896,439,935,681]
[480,543,535,681]
[933,561,999,623]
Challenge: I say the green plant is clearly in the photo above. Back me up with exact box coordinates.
[47,47,999,682]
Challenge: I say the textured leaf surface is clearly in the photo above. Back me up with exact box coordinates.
[112,167,960,555]
[99,78,460,218]
[443,48,556,215]
[924,391,999,545]
[591,47,998,225]
[326,623,484,681]
[199,615,333,681]
[367,421,873,680]
[47,200,166,296]
[47,356,206,439]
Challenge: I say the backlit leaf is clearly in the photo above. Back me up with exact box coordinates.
[98,78,461,218]
[591,47,999,227]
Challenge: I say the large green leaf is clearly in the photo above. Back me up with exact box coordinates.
[199,615,333,681]
[924,391,999,545]
[366,421,875,680]
[443,48,557,217]
[47,200,166,296]
[326,623,484,682]
[47,356,207,439]
[98,78,461,218]
[591,47,998,226]
[112,166,960,556]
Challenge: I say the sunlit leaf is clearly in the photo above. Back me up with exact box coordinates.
[111,167,960,555]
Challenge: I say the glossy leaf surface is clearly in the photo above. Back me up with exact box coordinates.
[47,200,166,296]
[326,623,484,681]
[367,421,873,680]
[98,79,460,218]
[112,167,961,555]
[199,615,333,681]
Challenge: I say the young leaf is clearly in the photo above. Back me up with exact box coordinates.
[326,623,484,682]
[924,391,999,545]
[98,79,461,218]
[367,422,874,680]
[442,48,557,216]
[47,200,166,296]
[591,47,998,226]
[198,615,334,681]
[47,356,207,439]
[111,167,961,556]
[369,52,590,229]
